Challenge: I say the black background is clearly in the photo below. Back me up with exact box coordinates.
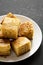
[0,0,43,65]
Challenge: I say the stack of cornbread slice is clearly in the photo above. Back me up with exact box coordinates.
[0,12,34,56]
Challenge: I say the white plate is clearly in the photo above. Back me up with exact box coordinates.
[0,14,42,62]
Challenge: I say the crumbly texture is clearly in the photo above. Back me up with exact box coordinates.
[2,25,18,39]
[19,21,34,40]
[2,17,20,27]
[2,13,20,27]
[12,37,31,56]
[2,13,21,39]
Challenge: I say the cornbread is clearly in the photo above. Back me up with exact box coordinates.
[0,39,11,56]
[2,13,20,39]
[12,37,31,56]
[19,21,34,40]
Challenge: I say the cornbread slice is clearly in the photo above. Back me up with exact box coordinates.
[0,39,11,56]
[2,13,20,27]
[2,25,18,39]
[12,37,31,56]
[2,12,21,39]
[19,21,34,40]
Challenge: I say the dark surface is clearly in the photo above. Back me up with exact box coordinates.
[0,0,43,65]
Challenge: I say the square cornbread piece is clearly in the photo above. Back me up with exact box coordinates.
[19,21,34,40]
[2,12,20,27]
[0,39,11,56]
[12,37,31,56]
[2,25,18,39]
[2,13,20,39]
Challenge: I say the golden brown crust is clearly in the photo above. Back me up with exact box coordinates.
[12,37,31,56]
[2,12,21,39]
[2,13,20,27]
[2,25,18,39]
[19,21,34,40]
[0,39,11,56]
